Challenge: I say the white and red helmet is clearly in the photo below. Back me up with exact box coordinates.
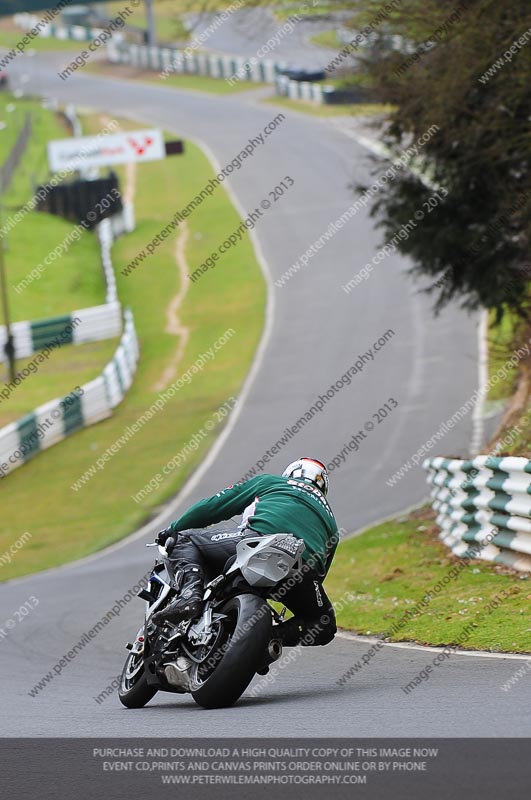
[282,457,329,496]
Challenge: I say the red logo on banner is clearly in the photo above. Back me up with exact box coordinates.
[128,135,155,156]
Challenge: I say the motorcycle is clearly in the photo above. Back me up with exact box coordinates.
[118,531,306,709]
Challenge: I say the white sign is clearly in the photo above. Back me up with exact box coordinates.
[47,129,166,172]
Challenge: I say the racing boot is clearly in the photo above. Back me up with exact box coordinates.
[153,566,204,624]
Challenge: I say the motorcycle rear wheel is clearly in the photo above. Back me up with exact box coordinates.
[190,593,271,709]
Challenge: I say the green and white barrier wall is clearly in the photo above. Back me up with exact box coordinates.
[424,455,531,572]
[0,206,134,364]
[13,13,113,43]
[0,303,122,363]
[108,201,135,242]
[0,308,138,479]
[0,197,139,478]
[106,40,286,83]
[94,206,135,308]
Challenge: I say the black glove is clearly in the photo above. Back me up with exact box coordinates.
[156,526,174,546]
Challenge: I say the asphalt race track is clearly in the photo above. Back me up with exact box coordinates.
[2,52,528,737]
[183,6,348,69]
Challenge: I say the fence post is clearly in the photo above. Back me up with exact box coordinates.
[0,113,32,195]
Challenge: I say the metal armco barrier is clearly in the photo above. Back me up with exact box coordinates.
[0,309,139,480]
[106,40,286,84]
[424,455,531,572]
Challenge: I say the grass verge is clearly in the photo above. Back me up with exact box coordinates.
[106,0,190,43]
[6,213,105,322]
[0,96,117,425]
[274,3,352,21]
[0,112,265,581]
[263,96,394,117]
[486,308,520,404]
[491,416,531,456]
[87,61,264,94]
[0,24,82,53]
[481,312,531,455]
[309,29,342,49]
[0,93,69,206]
[326,507,531,653]
[0,340,119,428]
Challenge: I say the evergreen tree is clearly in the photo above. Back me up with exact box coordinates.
[353,0,531,319]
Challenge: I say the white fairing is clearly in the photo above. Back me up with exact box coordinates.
[227,534,306,587]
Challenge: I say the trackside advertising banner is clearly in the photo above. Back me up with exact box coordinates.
[47,129,166,171]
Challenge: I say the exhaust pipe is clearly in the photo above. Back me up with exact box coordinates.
[267,639,282,663]
[257,639,283,675]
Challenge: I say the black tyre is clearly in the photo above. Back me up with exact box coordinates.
[190,594,272,709]
[118,628,158,709]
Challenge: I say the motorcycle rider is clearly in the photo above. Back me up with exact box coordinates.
[154,458,340,646]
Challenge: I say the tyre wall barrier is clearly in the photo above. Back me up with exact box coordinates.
[424,455,531,572]
[106,40,286,83]
[13,13,115,43]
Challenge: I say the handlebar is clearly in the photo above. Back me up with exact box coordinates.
[146,537,175,556]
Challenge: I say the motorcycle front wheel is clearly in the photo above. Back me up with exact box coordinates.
[190,593,272,709]
[118,626,158,709]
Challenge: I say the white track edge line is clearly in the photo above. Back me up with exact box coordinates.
[336,631,531,661]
